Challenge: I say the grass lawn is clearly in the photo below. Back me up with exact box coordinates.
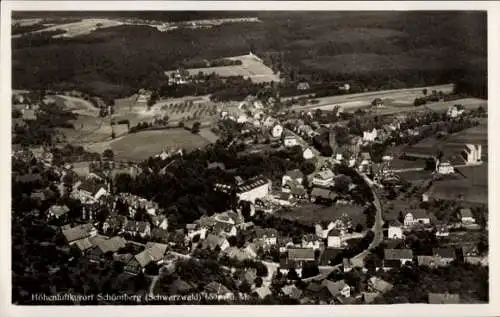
[105,128,209,161]
[275,202,366,227]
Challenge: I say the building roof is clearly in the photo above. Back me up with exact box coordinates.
[253,286,272,299]
[433,248,456,259]
[169,279,193,294]
[285,169,304,180]
[48,205,70,218]
[322,279,348,297]
[236,176,270,194]
[328,229,341,237]
[428,293,460,304]
[288,248,315,261]
[311,187,336,200]
[207,162,226,170]
[314,169,334,180]
[96,236,127,254]
[204,282,231,295]
[145,242,168,262]
[78,180,106,196]
[407,209,429,219]
[384,248,413,260]
[113,253,134,264]
[417,256,445,267]
[462,245,480,257]
[62,224,95,243]
[73,238,93,252]
[134,250,153,268]
[223,247,252,262]
[460,208,473,218]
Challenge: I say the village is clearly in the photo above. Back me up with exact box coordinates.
[11,78,488,304]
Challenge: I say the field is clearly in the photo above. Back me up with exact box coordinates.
[12,12,486,99]
[427,164,488,205]
[292,84,454,112]
[164,53,279,83]
[85,129,210,161]
[274,203,365,227]
[425,98,487,112]
[404,118,488,164]
[30,18,124,38]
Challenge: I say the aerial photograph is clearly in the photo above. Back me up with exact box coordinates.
[10,10,488,305]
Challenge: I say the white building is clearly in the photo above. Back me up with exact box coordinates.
[303,148,315,160]
[283,135,299,147]
[388,221,403,240]
[315,222,335,239]
[327,229,342,248]
[436,160,454,175]
[271,124,284,138]
[282,169,304,187]
[463,144,482,164]
[236,176,271,203]
[363,128,378,143]
[447,105,465,118]
[312,169,335,188]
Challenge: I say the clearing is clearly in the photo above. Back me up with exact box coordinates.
[85,128,210,162]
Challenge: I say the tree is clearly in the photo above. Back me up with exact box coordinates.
[256,262,268,277]
[190,122,200,134]
[287,268,299,280]
[422,88,428,96]
[334,174,351,194]
[355,224,364,233]
[103,149,114,161]
[253,276,263,288]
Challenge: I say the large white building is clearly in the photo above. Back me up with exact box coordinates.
[236,176,271,203]
[312,169,335,188]
[463,144,482,164]
[436,160,454,175]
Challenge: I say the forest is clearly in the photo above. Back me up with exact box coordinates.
[12,11,487,100]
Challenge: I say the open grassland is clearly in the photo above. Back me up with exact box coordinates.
[425,98,487,112]
[85,128,209,162]
[275,203,365,227]
[31,18,124,38]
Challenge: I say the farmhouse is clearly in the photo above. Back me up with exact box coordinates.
[254,228,278,246]
[123,221,151,238]
[327,229,342,248]
[202,234,230,251]
[62,223,98,245]
[433,248,456,265]
[302,234,322,250]
[282,169,304,188]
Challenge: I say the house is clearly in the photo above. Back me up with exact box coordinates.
[327,229,342,248]
[254,228,278,246]
[436,161,454,175]
[223,247,254,261]
[212,221,237,237]
[123,221,151,238]
[303,147,315,160]
[270,124,283,138]
[282,169,304,188]
[297,82,310,91]
[94,236,127,255]
[124,258,143,275]
[235,176,271,204]
[310,187,337,204]
[435,224,450,237]
[462,245,482,265]
[151,215,168,230]
[204,282,232,297]
[280,248,316,277]
[102,214,127,234]
[62,224,98,245]
[428,293,460,304]
[433,248,456,265]
[387,220,403,239]
[283,134,299,147]
[302,234,322,250]
[74,180,108,203]
[383,249,413,269]
[404,209,430,227]
[322,279,351,298]
[207,162,226,171]
[22,109,37,121]
[185,223,207,241]
[73,238,94,253]
[367,276,393,294]
[253,286,272,299]
[235,269,257,288]
[144,242,169,265]
[447,105,464,118]
[462,144,482,164]
[460,208,475,224]
[312,169,335,188]
[281,284,303,300]
[363,128,378,143]
[202,234,230,251]
[46,205,70,220]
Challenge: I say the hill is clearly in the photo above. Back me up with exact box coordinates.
[12,11,486,100]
